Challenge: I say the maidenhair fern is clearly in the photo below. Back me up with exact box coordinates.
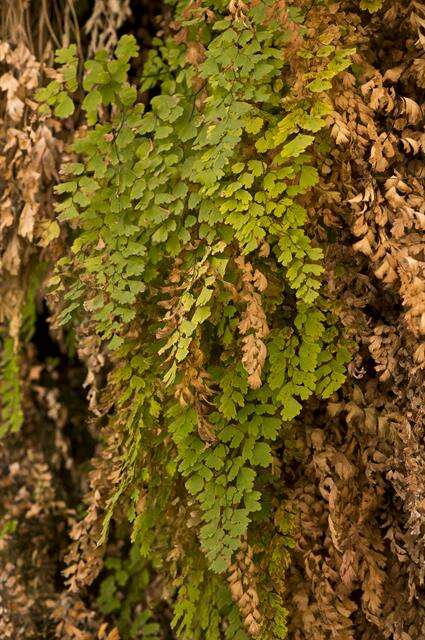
[35,0,354,637]
[0,335,23,437]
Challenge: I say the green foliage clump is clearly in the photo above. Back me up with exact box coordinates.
[34,1,354,637]
[98,547,162,639]
[0,336,23,437]
[359,0,384,12]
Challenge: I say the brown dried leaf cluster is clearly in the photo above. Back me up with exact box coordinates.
[282,1,425,638]
[234,255,269,390]
[0,39,61,344]
[0,5,124,638]
[228,540,262,636]
[0,353,113,639]
[63,429,117,593]
[85,0,131,54]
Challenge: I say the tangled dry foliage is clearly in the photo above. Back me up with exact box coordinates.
[228,539,263,636]
[284,1,425,638]
[0,3,126,638]
[1,0,425,639]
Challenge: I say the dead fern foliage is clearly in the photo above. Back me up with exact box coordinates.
[283,1,425,638]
